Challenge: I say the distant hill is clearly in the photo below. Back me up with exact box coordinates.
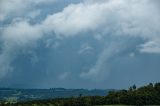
[0,88,112,102]
[1,82,160,106]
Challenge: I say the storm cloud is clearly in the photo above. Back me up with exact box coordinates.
[0,0,160,88]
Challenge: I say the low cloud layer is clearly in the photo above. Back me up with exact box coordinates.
[0,0,160,88]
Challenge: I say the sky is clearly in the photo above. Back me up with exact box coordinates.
[0,0,160,89]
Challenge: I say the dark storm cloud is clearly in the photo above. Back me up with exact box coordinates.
[0,0,160,88]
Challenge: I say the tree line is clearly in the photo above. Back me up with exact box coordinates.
[0,82,160,106]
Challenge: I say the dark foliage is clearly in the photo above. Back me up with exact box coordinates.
[1,82,160,106]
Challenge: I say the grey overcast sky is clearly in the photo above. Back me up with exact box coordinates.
[0,0,160,89]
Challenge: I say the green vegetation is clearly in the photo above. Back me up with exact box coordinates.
[0,82,160,106]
